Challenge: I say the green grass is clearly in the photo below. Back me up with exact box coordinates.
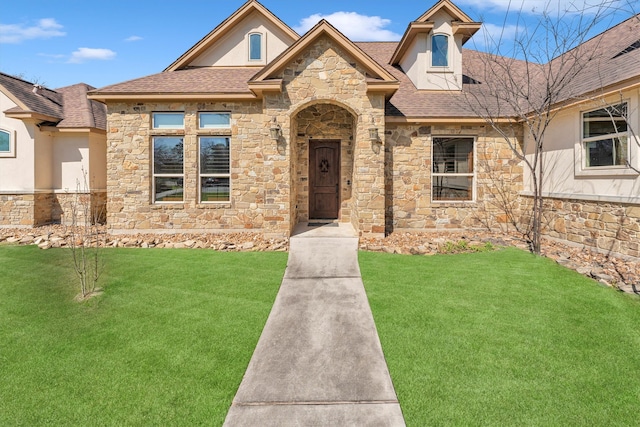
[361,248,640,426]
[0,246,287,426]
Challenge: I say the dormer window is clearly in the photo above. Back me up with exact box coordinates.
[249,33,262,61]
[431,34,449,67]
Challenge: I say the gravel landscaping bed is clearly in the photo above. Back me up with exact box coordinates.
[1,225,637,295]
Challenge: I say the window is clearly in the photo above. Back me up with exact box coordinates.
[152,112,184,129]
[582,102,628,168]
[199,137,230,202]
[0,128,15,157]
[432,34,449,67]
[249,33,262,61]
[153,137,184,202]
[199,112,230,129]
[432,137,474,201]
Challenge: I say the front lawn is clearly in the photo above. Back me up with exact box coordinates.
[0,246,287,426]
[361,248,640,426]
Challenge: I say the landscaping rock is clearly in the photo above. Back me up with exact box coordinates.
[1,225,637,295]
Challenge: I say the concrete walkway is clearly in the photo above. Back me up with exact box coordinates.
[223,223,405,426]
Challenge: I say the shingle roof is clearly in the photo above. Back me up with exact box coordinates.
[89,13,640,120]
[93,67,258,95]
[0,72,63,119]
[57,83,107,129]
[0,72,106,130]
[552,14,640,101]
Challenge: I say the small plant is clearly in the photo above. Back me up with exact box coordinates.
[67,170,106,301]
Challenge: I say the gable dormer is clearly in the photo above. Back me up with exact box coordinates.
[165,0,299,70]
[390,0,480,91]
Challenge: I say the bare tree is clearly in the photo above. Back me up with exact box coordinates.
[67,169,106,300]
[463,0,631,254]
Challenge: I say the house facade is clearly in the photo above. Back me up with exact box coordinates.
[12,0,631,258]
[89,0,526,238]
[0,73,107,226]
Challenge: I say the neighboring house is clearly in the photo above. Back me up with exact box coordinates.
[84,0,639,258]
[0,72,107,226]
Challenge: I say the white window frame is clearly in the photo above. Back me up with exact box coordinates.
[152,112,184,129]
[199,136,231,203]
[580,102,629,171]
[0,127,16,158]
[431,136,476,203]
[248,32,263,62]
[430,33,450,69]
[152,136,184,204]
[198,112,231,129]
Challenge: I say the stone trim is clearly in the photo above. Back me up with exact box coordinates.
[521,190,640,205]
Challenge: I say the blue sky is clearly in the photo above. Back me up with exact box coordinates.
[0,0,635,89]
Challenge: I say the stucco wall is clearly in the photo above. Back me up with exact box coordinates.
[191,11,295,67]
[524,89,640,202]
[0,91,35,191]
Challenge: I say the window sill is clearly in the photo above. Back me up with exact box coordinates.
[150,129,185,136]
[575,167,639,178]
[430,200,476,204]
[151,204,185,210]
[197,129,232,136]
[196,203,231,209]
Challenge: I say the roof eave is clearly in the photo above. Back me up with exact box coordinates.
[87,92,258,103]
[247,79,283,97]
[385,116,514,124]
[390,22,435,66]
[40,126,107,135]
[367,81,400,100]
[452,22,482,45]
[4,110,61,122]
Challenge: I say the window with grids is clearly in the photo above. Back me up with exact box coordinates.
[200,137,230,202]
[582,102,628,168]
[432,137,474,201]
[153,137,184,203]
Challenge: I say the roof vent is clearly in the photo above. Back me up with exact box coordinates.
[32,84,44,95]
[612,40,640,59]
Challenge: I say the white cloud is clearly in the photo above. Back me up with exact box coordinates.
[0,18,65,44]
[125,35,143,42]
[68,47,116,64]
[293,12,401,41]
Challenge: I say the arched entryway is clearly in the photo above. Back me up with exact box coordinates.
[291,102,356,226]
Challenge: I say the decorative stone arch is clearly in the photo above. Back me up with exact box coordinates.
[289,100,359,229]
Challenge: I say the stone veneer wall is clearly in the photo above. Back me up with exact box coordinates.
[265,35,387,236]
[541,197,640,258]
[385,123,525,232]
[0,194,37,226]
[1,192,107,226]
[293,104,355,224]
[104,101,286,234]
[53,191,107,225]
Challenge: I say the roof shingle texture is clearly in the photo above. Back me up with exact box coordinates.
[89,14,640,119]
[0,72,106,130]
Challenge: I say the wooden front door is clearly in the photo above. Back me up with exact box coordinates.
[309,140,340,219]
